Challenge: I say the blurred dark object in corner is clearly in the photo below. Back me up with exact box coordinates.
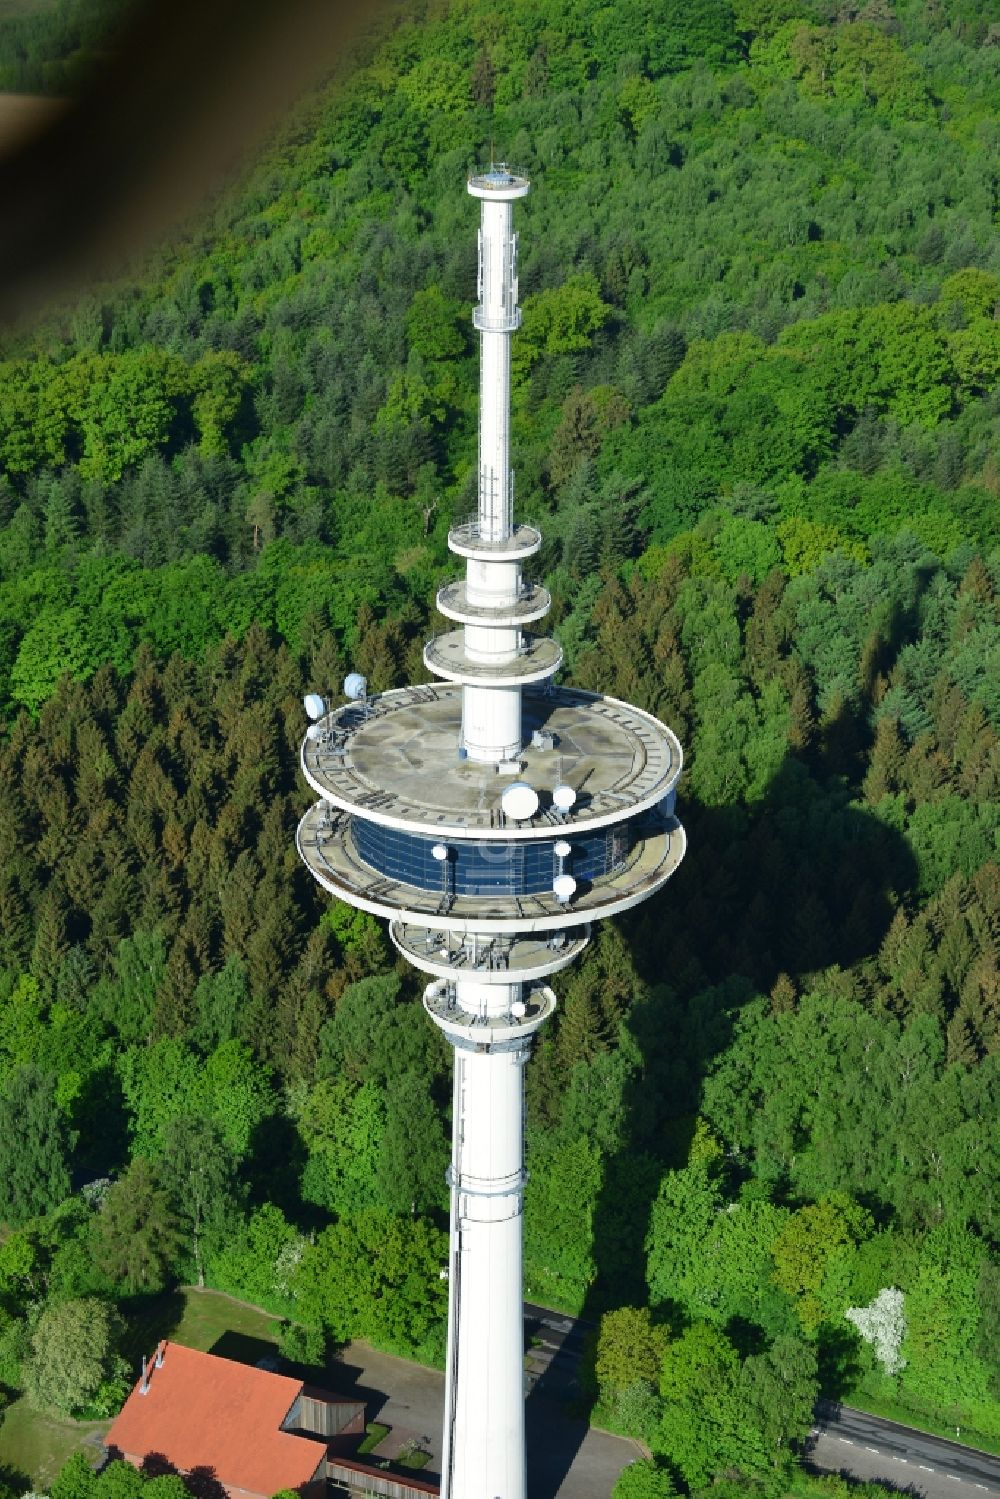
[0,0,379,327]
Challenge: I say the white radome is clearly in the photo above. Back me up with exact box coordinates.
[501,781,539,821]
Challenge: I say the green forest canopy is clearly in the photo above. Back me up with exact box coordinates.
[0,0,997,1491]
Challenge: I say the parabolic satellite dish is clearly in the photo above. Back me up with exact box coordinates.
[303,693,327,720]
[343,673,367,701]
[552,784,577,811]
[501,782,539,821]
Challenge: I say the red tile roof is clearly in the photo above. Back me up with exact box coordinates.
[105,1342,327,1498]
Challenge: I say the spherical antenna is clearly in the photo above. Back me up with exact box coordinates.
[554,840,572,859]
[501,782,539,821]
[431,843,450,862]
[303,693,327,721]
[552,784,577,812]
[343,673,367,701]
[553,873,577,904]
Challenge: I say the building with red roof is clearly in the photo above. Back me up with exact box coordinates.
[105,1341,364,1499]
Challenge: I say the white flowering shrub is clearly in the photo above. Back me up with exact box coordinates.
[80,1177,112,1209]
[273,1235,307,1299]
[845,1286,907,1375]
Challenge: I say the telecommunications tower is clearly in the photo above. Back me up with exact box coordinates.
[297,168,685,1499]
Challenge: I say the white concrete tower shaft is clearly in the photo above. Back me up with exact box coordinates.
[440,981,530,1499]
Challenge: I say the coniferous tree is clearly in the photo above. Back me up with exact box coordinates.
[0,1067,75,1224]
[94,1158,183,1293]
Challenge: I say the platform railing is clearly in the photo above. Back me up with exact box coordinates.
[448,514,540,550]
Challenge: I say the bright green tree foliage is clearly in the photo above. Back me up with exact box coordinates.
[294,1208,447,1354]
[25,1296,122,1414]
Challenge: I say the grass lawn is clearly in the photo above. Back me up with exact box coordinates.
[118,1285,283,1367]
[357,1422,390,1456]
[0,1288,285,1492]
[396,1448,430,1471]
[0,1397,106,1493]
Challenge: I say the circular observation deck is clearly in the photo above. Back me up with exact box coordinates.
[391,922,591,984]
[436,579,551,628]
[296,799,685,936]
[424,631,561,687]
[300,683,682,839]
[448,519,541,562]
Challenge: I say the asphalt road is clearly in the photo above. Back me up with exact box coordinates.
[807,1404,1000,1499]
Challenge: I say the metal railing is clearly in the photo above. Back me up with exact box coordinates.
[436,580,548,619]
[449,514,540,550]
[423,633,561,679]
[473,305,521,333]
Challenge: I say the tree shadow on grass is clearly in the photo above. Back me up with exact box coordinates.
[117,1288,187,1364]
[526,749,918,1498]
[0,1461,32,1497]
[207,1331,280,1368]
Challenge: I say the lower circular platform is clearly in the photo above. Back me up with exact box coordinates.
[423,980,556,1050]
[424,631,562,686]
[391,921,590,982]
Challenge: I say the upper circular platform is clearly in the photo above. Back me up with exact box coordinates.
[468,168,530,201]
[300,682,682,840]
[424,631,562,687]
[448,518,541,561]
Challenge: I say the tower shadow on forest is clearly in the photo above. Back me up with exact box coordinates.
[525,750,918,1498]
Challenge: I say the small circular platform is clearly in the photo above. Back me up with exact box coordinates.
[467,169,530,201]
[436,579,551,628]
[390,922,591,983]
[423,981,556,1050]
[424,631,562,687]
[448,520,541,562]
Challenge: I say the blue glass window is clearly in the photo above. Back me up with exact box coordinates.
[350,818,639,897]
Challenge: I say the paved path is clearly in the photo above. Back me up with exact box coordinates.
[328,1325,640,1499]
[807,1406,1000,1499]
